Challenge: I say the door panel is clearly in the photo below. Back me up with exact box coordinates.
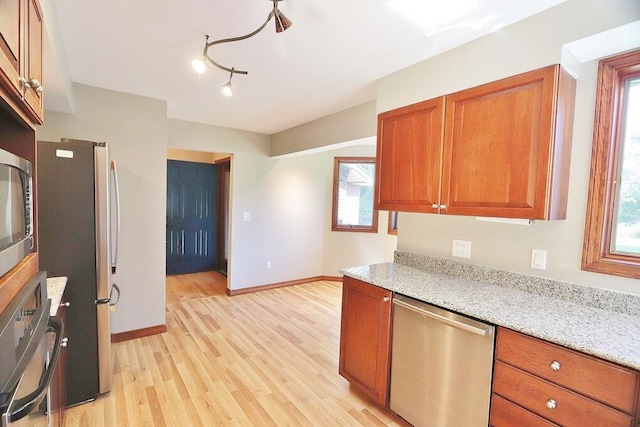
[375,97,444,212]
[166,160,217,275]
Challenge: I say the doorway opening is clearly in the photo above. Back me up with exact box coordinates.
[165,148,231,303]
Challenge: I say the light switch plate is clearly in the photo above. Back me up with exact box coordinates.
[531,249,547,270]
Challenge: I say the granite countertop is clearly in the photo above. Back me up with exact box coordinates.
[342,260,640,371]
[47,276,68,316]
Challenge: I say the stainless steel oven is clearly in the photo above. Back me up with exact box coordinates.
[0,271,63,427]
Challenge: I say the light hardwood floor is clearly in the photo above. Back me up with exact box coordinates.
[63,272,409,426]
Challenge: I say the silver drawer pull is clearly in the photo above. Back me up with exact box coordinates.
[431,203,439,209]
[60,302,70,307]
[382,296,390,302]
[546,399,557,410]
[61,337,69,348]
[549,360,561,371]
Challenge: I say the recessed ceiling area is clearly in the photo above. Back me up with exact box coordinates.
[43,0,566,135]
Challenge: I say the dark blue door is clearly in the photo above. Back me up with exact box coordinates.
[166,160,217,275]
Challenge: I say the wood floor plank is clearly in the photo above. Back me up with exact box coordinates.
[63,274,409,426]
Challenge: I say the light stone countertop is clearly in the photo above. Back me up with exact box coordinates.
[342,261,640,371]
[47,276,68,316]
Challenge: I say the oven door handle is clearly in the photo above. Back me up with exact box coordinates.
[7,316,63,422]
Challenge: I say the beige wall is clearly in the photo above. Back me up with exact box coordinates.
[35,0,640,338]
[377,0,640,294]
[36,84,387,334]
[167,120,395,286]
[167,119,330,291]
[321,144,397,275]
[270,100,377,157]
[38,84,168,334]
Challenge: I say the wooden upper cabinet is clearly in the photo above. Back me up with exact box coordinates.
[375,64,576,220]
[375,97,445,213]
[22,0,43,122]
[0,0,44,125]
[0,0,23,93]
[442,65,575,219]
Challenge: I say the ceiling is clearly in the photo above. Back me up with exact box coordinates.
[43,0,566,135]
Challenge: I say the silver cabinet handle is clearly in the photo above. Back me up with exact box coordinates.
[28,78,43,93]
[60,302,70,307]
[549,360,561,371]
[61,337,69,348]
[545,399,557,409]
[383,296,390,302]
[18,77,30,99]
[431,203,439,209]
[439,204,447,209]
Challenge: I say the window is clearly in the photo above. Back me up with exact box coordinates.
[332,157,378,232]
[582,49,640,279]
[388,211,398,235]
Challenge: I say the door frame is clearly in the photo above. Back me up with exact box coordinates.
[165,149,232,288]
[215,157,231,275]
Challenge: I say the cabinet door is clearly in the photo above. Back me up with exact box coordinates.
[339,276,392,406]
[0,0,23,95]
[51,300,68,427]
[22,0,43,122]
[441,65,571,219]
[375,97,444,213]
[490,394,559,427]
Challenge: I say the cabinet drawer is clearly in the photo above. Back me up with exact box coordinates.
[493,361,634,427]
[490,394,558,427]
[496,328,639,414]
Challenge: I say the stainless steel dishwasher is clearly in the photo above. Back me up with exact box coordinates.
[390,295,495,427]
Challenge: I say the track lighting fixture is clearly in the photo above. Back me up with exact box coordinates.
[192,0,292,97]
[220,69,234,97]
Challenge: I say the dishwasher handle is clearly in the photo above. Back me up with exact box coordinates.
[393,297,492,336]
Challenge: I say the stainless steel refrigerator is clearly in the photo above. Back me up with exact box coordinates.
[37,138,120,406]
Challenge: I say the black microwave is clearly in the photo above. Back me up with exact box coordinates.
[0,147,33,279]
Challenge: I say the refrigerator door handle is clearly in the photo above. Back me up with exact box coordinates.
[96,284,120,306]
[109,283,120,306]
[110,160,121,274]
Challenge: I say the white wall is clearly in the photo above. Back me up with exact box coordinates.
[271,101,377,157]
[168,119,395,286]
[167,119,328,290]
[37,84,167,334]
[377,0,640,294]
[36,0,638,337]
[321,144,397,275]
[35,84,389,334]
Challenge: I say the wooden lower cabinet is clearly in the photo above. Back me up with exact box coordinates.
[339,276,392,406]
[50,298,67,427]
[491,394,558,427]
[490,327,640,427]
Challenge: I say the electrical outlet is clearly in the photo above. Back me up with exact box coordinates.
[452,239,471,259]
[265,260,271,270]
[242,211,251,222]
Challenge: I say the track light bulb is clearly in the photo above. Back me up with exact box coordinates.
[220,81,233,97]
[192,58,206,74]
